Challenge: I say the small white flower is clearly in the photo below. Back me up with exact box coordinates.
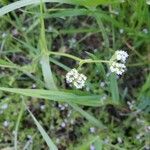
[68,38,77,48]
[136,134,142,140]
[143,28,148,34]
[73,81,84,89]
[119,29,124,34]
[144,145,150,150]
[0,110,3,114]
[145,126,150,132]
[66,69,79,83]
[109,50,128,75]
[103,137,110,144]
[12,130,16,135]
[100,82,105,87]
[27,135,33,144]
[48,26,53,32]
[86,87,90,91]
[101,94,107,101]
[22,27,26,31]
[1,104,8,110]
[73,73,87,89]
[66,69,87,89]
[61,122,66,128]
[27,135,32,141]
[136,118,145,124]
[90,144,95,150]
[90,127,95,133]
[3,120,9,127]
[70,119,74,124]
[146,0,150,5]
[67,110,72,117]
[56,138,60,144]
[32,84,36,88]
[117,137,122,144]
[12,29,19,36]
[64,104,68,107]
[115,50,128,63]
[127,101,135,110]
[94,49,98,52]
[64,119,68,123]
[110,62,126,75]
[2,32,7,38]
[40,105,45,110]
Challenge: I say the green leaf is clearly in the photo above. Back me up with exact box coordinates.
[0,87,112,106]
[25,103,58,150]
[0,0,125,17]
[82,0,124,7]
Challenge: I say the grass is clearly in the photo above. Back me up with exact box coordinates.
[0,0,150,149]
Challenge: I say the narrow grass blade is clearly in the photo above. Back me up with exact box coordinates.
[14,101,24,150]
[69,103,106,129]
[0,0,127,17]
[39,2,57,90]
[139,73,150,98]
[109,73,120,104]
[24,103,58,150]
[94,13,109,48]
[0,59,44,86]
[40,55,57,89]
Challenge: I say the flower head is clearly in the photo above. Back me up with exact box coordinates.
[66,69,79,83]
[110,62,126,75]
[66,69,87,89]
[115,50,128,63]
[110,50,128,75]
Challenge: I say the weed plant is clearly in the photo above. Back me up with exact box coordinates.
[0,0,150,150]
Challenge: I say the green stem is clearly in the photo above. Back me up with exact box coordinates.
[82,59,110,64]
[39,1,57,90]
[49,51,110,68]
[79,59,110,68]
[49,51,82,62]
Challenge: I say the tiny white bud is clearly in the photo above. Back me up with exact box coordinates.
[119,29,124,34]
[3,120,9,127]
[90,144,95,150]
[90,127,95,133]
[1,104,8,110]
[40,105,45,110]
[117,137,122,144]
[61,122,66,128]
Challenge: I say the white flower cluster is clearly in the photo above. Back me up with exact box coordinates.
[110,62,126,75]
[110,50,128,75]
[115,50,128,63]
[66,69,87,89]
